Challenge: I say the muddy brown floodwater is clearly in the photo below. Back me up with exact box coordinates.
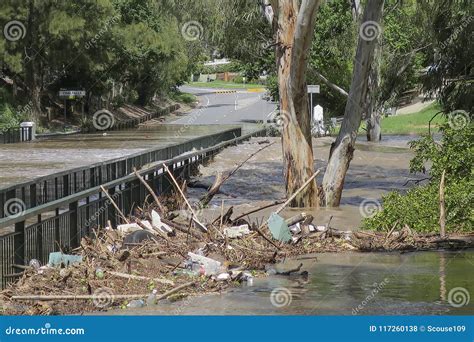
[188,135,425,231]
[93,134,472,316]
[99,251,474,315]
[0,124,237,188]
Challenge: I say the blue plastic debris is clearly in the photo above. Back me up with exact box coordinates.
[48,252,83,267]
[267,213,292,242]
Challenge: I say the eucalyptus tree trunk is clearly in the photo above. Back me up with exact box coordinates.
[322,0,384,207]
[366,45,383,142]
[272,0,321,207]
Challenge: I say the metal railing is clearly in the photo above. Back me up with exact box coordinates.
[0,127,33,144]
[0,128,266,288]
[0,127,242,219]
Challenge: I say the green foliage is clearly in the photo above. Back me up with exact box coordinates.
[196,61,241,75]
[364,123,474,232]
[377,0,429,108]
[308,0,355,117]
[233,76,244,84]
[377,103,445,135]
[170,91,196,105]
[0,0,194,123]
[266,74,279,102]
[420,0,474,113]
[0,104,20,131]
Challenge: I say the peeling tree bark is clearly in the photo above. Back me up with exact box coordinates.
[273,0,321,207]
[322,0,384,207]
[366,41,383,142]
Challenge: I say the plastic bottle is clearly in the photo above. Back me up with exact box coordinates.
[127,299,145,308]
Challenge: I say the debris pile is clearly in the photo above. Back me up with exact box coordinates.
[2,141,472,315]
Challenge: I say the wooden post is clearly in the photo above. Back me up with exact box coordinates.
[439,170,446,238]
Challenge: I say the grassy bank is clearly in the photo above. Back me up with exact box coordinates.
[188,80,265,89]
[170,91,197,104]
[377,103,444,135]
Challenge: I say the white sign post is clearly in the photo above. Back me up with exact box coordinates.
[307,85,320,122]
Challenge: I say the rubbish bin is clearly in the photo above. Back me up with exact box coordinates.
[19,122,36,141]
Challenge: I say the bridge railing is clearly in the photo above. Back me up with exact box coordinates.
[0,126,242,219]
[0,128,266,289]
[0,126,34,144]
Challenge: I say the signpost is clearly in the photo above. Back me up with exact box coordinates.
[307,85,320,121]
[59,90,86,98]
[58,89,86,127]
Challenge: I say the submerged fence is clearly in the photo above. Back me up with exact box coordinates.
[0,128,266,289]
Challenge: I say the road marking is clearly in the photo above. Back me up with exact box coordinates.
[215,90,237,94]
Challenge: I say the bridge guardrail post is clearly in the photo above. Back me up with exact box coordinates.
[14,221,25,267]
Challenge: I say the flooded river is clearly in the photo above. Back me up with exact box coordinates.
[0,124,237,188]
[101,250,474,315]
[188,135,426,231]
[97,134,473,316]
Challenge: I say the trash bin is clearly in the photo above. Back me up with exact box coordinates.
[19,122,35,141]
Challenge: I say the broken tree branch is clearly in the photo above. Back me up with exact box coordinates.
[133,168,166,213]
[163,164,207,232]
[100,186,129,224]
[199,142,277,207]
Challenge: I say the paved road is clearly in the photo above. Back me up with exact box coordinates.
[1,86,274,188]
[172,86,276,127]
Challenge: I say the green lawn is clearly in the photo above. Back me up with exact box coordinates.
[332,103,445,136]
[188,80,265,89]
[378,103,445,134]
[171,91,197,104]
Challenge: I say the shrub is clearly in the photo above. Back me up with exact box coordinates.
[0,104,21,131]
[233,76,244,84]
[363,121,473,232]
